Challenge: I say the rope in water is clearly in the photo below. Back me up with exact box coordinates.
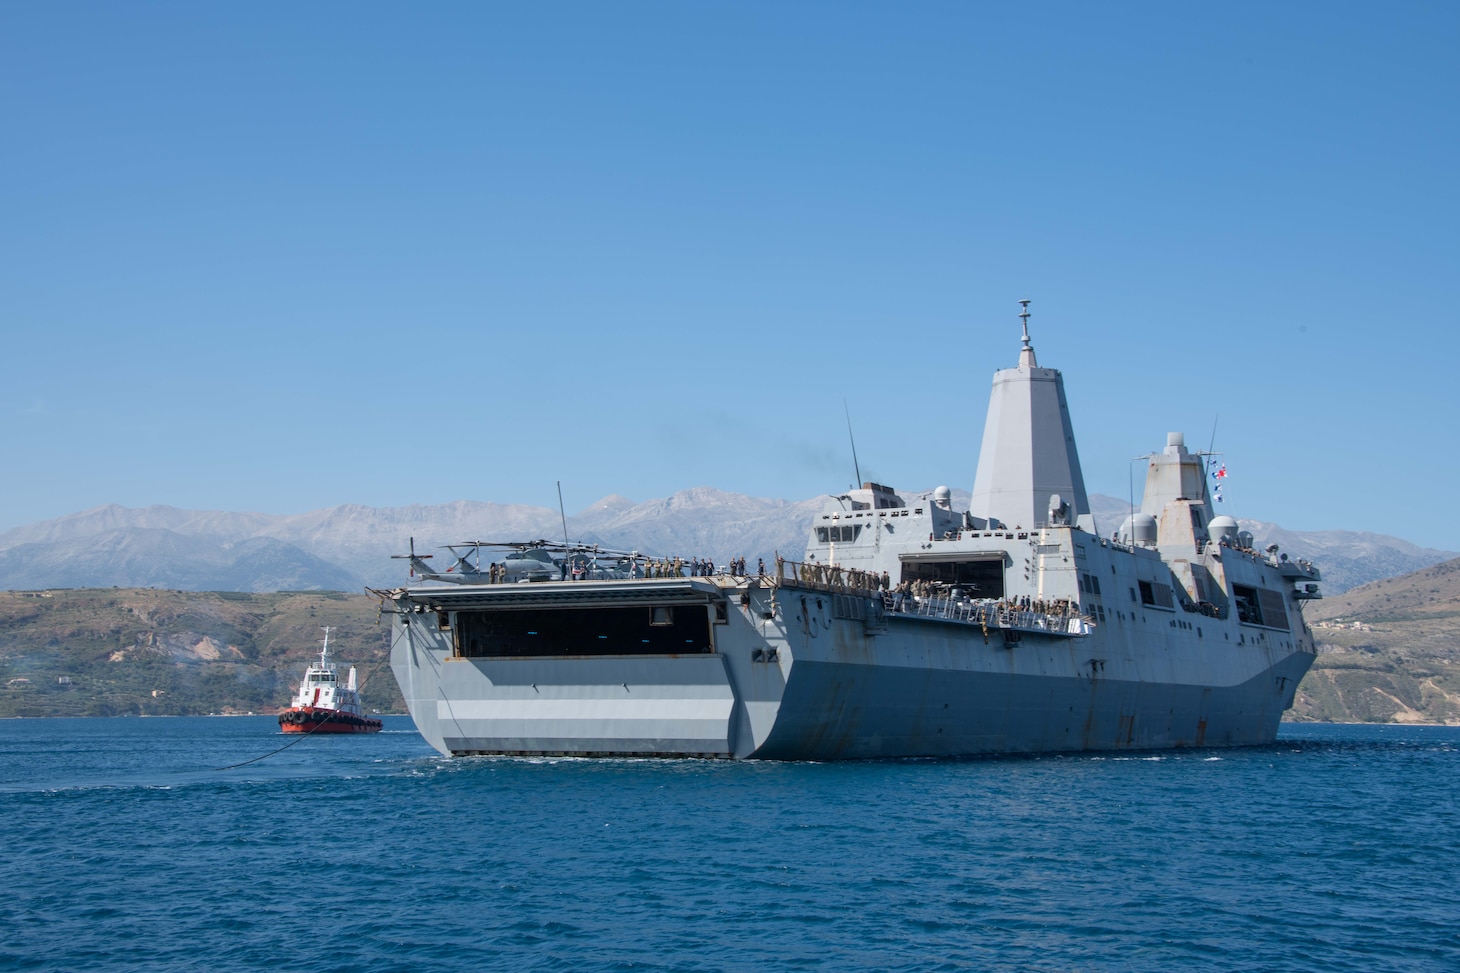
[211,651,394,772]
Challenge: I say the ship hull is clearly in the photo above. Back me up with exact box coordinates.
[278,706,382,734]
[387,577,1315,760]
[382,314,1326,761]
[753,656,1304,759]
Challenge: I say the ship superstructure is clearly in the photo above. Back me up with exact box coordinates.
[383,305,1320,759]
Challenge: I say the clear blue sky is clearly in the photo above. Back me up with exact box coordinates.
[3,2,1457,547]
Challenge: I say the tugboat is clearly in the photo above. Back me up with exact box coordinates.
[277,627,382,734]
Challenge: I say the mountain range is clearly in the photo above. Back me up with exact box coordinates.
[0,491,1452,595]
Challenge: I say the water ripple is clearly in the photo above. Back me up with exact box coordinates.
[1,718,1457,971]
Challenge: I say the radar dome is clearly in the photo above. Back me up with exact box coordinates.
[933,486,952,509]
[1209,515,1239,545]
[1117,513,1158,546]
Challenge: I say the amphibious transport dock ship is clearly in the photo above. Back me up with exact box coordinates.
[383,307,1321,759]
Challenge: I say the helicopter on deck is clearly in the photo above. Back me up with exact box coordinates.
[391,538,640,584]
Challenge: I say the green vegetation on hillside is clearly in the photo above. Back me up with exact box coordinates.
[4,574,1459,723]
[0,589,400,718]
[1290,558,1460,723]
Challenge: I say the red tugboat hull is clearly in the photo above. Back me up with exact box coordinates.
[278,706,382,734]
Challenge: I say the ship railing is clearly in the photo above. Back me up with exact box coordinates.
[770,559,1087,636]
[1277,558,1321,580]
[895,594,1089,635]
[771,557,887,595]
[933,528,1030,542]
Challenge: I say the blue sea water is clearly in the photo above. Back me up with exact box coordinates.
[0,719,1456,973]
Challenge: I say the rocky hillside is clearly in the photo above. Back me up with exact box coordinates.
[4,572,1459,723]
[0,589,396,718]
[1307,557,1460,622]
[1288,558,1460,724]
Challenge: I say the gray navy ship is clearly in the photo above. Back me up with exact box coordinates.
[383,305,1322,759]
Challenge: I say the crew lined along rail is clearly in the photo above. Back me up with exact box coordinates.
[768,557,1091,638]
[886,590,1091,636]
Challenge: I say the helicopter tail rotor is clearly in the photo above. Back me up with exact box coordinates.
[390,536,433,577]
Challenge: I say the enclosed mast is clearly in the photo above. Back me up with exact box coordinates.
[967,301,1093,532]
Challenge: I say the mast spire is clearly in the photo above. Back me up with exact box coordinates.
[970,296,1087,529]
[1018,299,1037,367]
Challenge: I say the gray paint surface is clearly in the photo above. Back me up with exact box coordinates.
[386,313,1319,759]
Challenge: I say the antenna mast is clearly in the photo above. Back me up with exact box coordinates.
[556,481,570,545]
[1205,414,1220,470]
[844,399,862,488]
[1017,299,1038,367]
